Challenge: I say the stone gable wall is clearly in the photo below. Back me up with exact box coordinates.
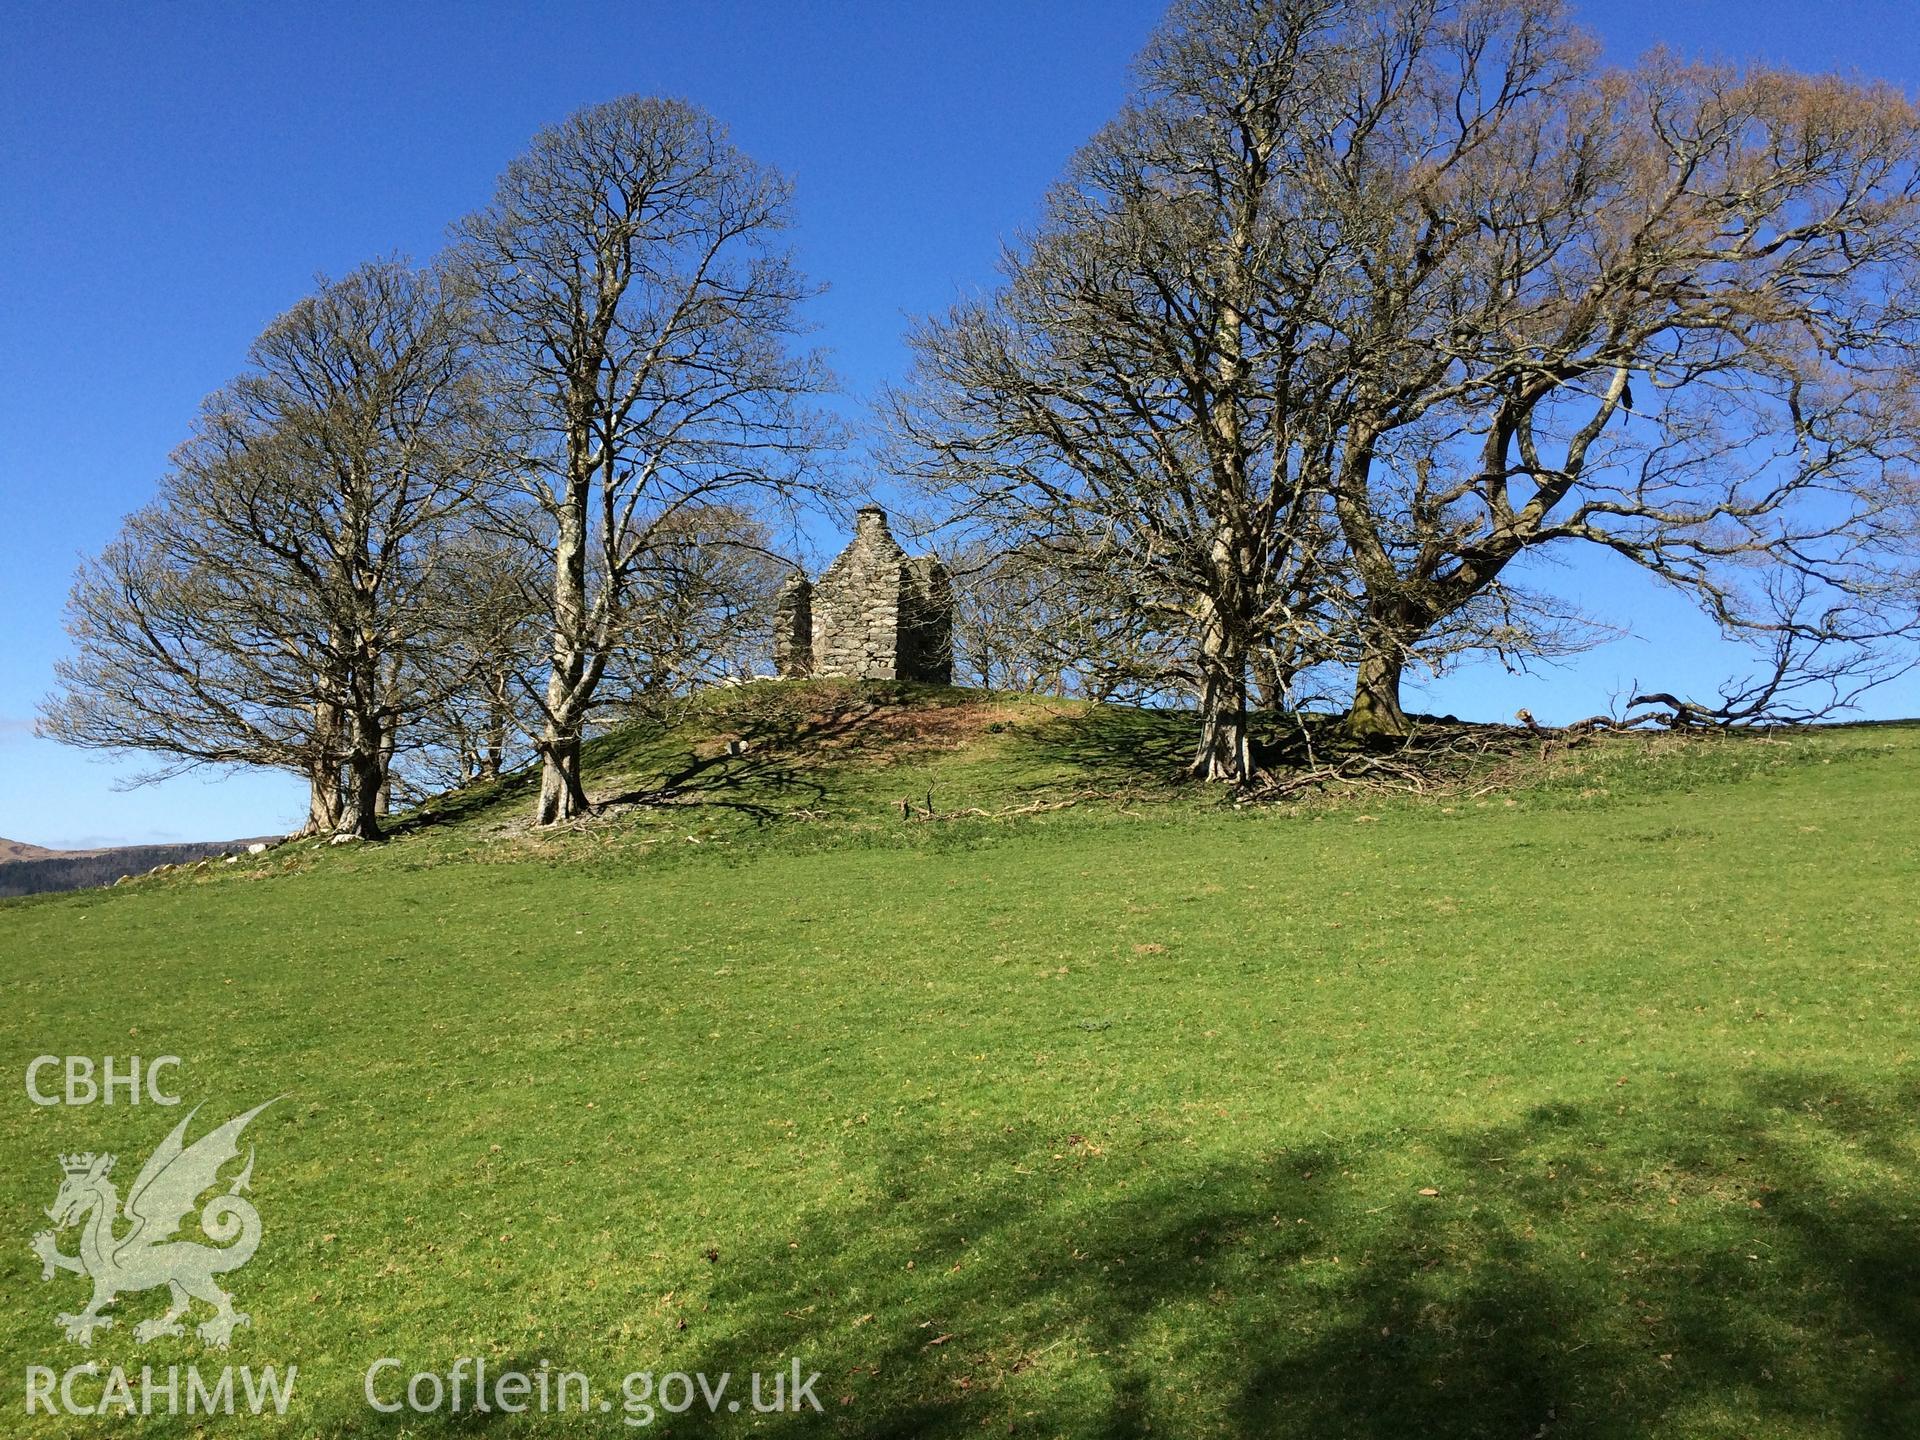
[774,507,952,683]
[898,555,953,685]
[774,573,813,677]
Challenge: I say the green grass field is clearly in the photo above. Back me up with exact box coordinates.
[2,685,1916,1437]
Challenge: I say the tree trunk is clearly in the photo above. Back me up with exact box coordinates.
[535,735,588,825]
[1191,607,1254,783]
[1193,671,1254,782]
[1346,640,1410,743]
[297,699,346,836]
[1250,650,1295,712]
[337,713,386,839]
[481,668,510,781]
[303,761,344,835]
[375,727,395,817]
[534,472,591,826]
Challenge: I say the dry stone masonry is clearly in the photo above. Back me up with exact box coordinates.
[774,506,952,683]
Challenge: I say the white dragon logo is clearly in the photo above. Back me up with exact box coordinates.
[30,1100,277,1348]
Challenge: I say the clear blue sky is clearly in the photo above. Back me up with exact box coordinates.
[3,1,1916,848]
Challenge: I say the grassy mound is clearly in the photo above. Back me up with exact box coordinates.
[1,687,1915,1437]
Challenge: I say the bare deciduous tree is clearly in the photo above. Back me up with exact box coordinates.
[598,503,789,710]
[402,519,547,792]
[40,261,500,836]
[941,543,1090,695]
[453,95,834,825]
[41,492,349,832]
[892,0,1408,781]
[900,0,1920,764]
[1256,0,1920,736]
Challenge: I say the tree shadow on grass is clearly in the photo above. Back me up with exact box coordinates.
[376,685,1049,850]
[1006,705,1467,790]
[595,691,908,826]
[595,684,1011,826]
[384,768,535,837]
[1010,706,1201,789]
[313,1069,1916,1436]
[652,1070,1918,1439]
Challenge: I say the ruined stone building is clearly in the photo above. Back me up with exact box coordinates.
[774,506,952,683]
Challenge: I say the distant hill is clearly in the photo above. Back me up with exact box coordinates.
[0,836,280,898]
[0,837,71,863]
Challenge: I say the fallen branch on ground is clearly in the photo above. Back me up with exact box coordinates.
[901,788,1134,823]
